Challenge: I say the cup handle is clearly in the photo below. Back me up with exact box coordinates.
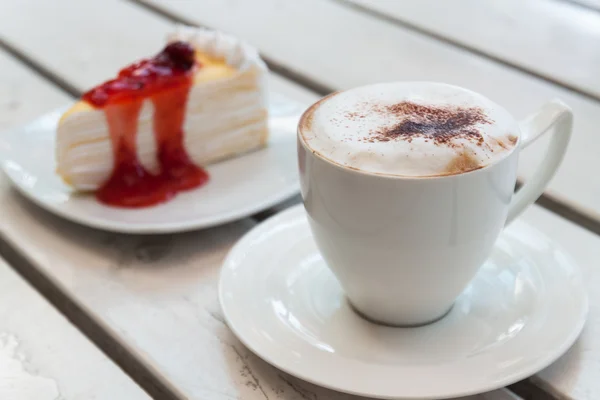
[505,99,573,225]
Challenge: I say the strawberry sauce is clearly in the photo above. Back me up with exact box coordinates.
[82,41,208,208]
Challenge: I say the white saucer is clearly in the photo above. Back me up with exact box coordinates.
[0,93,303,234]
[219,204,588,399]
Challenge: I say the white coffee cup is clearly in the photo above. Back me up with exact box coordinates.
[297,82,573,326]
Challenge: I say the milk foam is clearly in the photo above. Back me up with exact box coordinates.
[299,82,519,177]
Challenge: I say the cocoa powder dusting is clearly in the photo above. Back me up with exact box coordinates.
[445,151,482,175]
[490,137,508,150]
[345,111,366,120]
[370,101,492,145]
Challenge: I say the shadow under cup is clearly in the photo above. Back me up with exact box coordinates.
[298,135,519,327]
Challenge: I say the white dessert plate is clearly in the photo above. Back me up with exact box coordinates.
[0,93,303,234]
[219,204,588,399]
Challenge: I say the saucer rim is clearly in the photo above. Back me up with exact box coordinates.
[219,204,589,399]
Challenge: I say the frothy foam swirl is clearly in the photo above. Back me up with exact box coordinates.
[299,82,519,177]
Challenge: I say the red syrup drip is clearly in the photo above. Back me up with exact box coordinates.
[82,41,209,208]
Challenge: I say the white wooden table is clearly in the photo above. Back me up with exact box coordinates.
[0,255,150,399]
[0,0,598,398]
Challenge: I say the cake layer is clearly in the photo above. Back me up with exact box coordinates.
[56,26,268,191]
[57,94,266,190]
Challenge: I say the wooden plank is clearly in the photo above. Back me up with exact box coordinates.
[141,0,600,226]
[0,1,521,399]
[0,256,150,399]
[514,206,600,400]
[340,0,600,100]
[0,51,72,131]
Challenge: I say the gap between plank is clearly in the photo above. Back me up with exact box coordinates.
[509,380,557,400]
[328,0,600,105]
[0,234,181,400]
[127,0,336,95]
[0,38,81,98]
[554,0,600,14]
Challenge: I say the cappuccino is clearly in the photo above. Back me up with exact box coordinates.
[298,81,572,325]
[299,82,519,177]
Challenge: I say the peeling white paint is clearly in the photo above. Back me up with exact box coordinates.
[0,333,60,400]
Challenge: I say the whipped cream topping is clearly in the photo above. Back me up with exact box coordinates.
[168,25,268,81]
[299,82,519,177]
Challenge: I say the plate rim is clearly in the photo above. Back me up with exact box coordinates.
[1,100,301,234]
[219,204,589,399]
[5,176,299,234]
